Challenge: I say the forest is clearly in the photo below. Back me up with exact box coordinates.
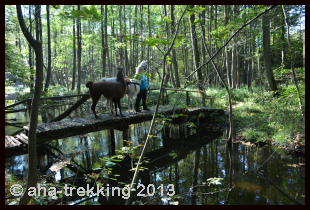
[5,5,305,205]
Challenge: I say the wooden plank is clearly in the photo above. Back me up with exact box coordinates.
[5,136,12,148]
[20,134,29,142]
[20,133,28,145]
[16,135,28,145]
[6,136,17,147]
[36,125,46,132]
[10,136,21,146]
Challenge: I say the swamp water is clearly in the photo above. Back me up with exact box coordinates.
[5,101,305,205]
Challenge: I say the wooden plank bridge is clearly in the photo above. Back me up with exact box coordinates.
[5,105,224,154]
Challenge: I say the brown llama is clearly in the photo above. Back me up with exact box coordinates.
[85,67,127,118]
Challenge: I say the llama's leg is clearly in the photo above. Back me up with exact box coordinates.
[113,98,118,116]
[127,95,131,114]
[108,99,114,115]
[131,97,136,114]
[91,96,100,119]
[118,99,125,117]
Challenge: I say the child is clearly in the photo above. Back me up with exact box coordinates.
[135,61,150,112]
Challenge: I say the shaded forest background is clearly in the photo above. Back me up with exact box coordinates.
[5,5,305,94]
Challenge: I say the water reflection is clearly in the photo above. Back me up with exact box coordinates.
[5,117,305,205]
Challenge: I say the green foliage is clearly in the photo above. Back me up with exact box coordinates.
[242,128,260,142]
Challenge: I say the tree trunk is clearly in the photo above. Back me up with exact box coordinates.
[44,5,51,92]
[214,5,220,87]
[171,5,180,87]
[104,5,110,77]
[201,5,207,85]
[163,5,171,87]
[147,5,151,72]
[28,5,34,92]
[281,15,287,68]
[262,12,278,92]
[118,5,124,68]
[123,5,130,76]
[189,5,203,90]
[101,5,106,78]
[224,5,231,87]
[35,6,44,86]
[140,5,144,61]
[243,39,247,85]
[17,5,43,205]
[226,46,232,87]
[72,11,76,90]
[77,5,81,94]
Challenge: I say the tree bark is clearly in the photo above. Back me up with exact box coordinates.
[28,5,34,92]
[171,5,180,87]
[281,15,287,68]
[17,5,43,205]
[72,10,76,90]
[224,5,231,87]
[101,5,106,78]
[123,5,130,76]
[44,5,51,93]
[189,5,203,90]
[262,11,278,92]
[140,5,144,61]
[77,5,81,94]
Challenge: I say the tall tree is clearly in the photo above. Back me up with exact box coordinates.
[28,5,34,92]
[171,5,180,87]
[163,5,172,87]
[16,5,43,205]
[105,5,111,77]
[44,5,51,92]
[123,5,130,76]
[71,9,76,90]
[281,14,287,68]
[262,11,278,92]
[118,5,124,68]
[224,5,232,87]
[77,5,82,94]
[189,5,203,90]
[101,5,106,77]
[201,5,207,84]
[147,5,151,72]
[140,5,144,61]
[231,5,237,89]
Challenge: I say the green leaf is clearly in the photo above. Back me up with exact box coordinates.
[52,5,60,9]
[106,161,117,167]
[71,10,81,17]
[158,20,164,25]
[161,40,169,45]
[89,5,97,14]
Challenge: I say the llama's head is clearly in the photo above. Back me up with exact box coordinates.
[117,67,125,81]
[136,60,148,74]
